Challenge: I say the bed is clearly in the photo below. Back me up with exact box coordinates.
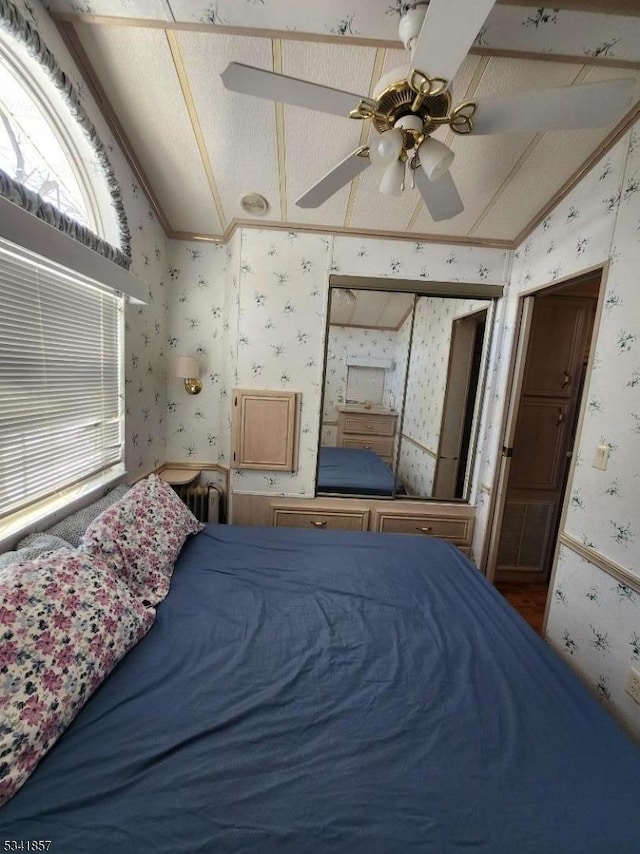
[1,524,639,852]
[317,446,404,495]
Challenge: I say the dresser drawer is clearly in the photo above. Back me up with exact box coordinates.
[341,435,394,457]
[374,512,472,542]
[341,413,395,436]
[272,507,369,531]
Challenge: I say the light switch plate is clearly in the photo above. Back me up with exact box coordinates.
[593,444,610,471]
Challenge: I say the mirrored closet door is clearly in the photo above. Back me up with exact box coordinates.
[316,282,496,502]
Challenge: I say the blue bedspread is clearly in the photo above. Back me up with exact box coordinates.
[317,446,402,495]
[2,525,640,852]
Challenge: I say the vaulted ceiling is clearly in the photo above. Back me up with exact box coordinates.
[50,0,640,248]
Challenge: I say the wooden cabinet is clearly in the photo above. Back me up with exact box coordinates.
[232,389,300,471]
[272,501,370,531]
[496,292,596,582]
[372,504,474,551]
[260,496,475,555]
[521,296,591,399]
[336,407,397,465]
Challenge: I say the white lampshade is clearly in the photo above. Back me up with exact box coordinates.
[176,355,199,379]
[369,128,404,167]
[379,159,405,196]
[418,137,455,182]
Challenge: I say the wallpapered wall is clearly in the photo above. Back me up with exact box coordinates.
[493,123,640,736]
[398,296,490,496]
[166,230,508,500]
[18,0,168,479]
[322,325,401,445]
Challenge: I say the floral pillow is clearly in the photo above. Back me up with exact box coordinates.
[0,548,155,806]
[81,474,203,606]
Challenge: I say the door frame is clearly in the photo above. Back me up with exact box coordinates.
[484,263,609,632]
[433,305,490,498]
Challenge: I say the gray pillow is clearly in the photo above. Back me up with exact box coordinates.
[0,534,72,570]
[41,483,131,547]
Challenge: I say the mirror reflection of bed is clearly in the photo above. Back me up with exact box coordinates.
[317,284,493,501]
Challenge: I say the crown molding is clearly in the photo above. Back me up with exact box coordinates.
[50,13,640,69]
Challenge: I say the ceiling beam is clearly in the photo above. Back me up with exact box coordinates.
[50,14,640,69]
[498,0,640,16]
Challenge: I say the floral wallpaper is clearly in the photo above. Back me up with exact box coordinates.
[481,121,640,736]
[322,324,401,445]
[44,0,640,64]
[398,295,490,497]
[232,229,331,496]
[166,230,507,501]
[546,546,640,736]
[10,0,168,479]
[165,240,230,463]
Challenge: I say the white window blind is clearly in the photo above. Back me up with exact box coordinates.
[346,365,385,404]
[0,238,124,519]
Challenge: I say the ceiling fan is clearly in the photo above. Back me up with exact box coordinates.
[221,0,636,222]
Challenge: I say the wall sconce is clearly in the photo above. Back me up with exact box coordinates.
[176,355,202,395]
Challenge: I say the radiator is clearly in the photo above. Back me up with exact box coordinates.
[174,483,220,523]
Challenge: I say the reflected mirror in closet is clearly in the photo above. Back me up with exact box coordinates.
[316,281,497,501]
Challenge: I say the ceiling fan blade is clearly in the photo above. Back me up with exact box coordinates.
[221,62,367,118]
[472,77,637,135]
[296,148,371,209]
[411,0,496,84]
[415,169,464,222]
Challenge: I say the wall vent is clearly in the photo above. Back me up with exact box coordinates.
[497,500,553,572]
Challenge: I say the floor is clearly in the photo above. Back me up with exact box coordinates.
[495,582,549,635]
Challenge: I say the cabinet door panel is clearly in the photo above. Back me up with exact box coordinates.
[233,389,299,470]
[522,297,589,398]
[510,398,571,491]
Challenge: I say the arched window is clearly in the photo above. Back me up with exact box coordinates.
[0,46,94,229]
[0,2,131,267]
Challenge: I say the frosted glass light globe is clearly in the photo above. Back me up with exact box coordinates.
[379,160,405,196]
[418,137,455,181]
[370,128,404,167]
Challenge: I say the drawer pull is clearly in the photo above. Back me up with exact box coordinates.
[365,424,374,430]
[363,444,371,449]
[310,520,327,528]
[416,526,432,534]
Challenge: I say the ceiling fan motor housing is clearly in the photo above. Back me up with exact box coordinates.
[372,65,451,136]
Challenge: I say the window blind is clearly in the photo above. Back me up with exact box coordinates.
[0,237,124,519]
[346,365,385,405]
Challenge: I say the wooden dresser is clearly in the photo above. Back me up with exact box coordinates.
[266,497,474,557]
[336,406,397,466]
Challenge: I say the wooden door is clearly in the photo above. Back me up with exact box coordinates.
[495,296,593,582]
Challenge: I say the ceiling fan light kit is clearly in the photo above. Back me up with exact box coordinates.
[418,137,455,182]
[221,0,636,221]
[369,127,404,167]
